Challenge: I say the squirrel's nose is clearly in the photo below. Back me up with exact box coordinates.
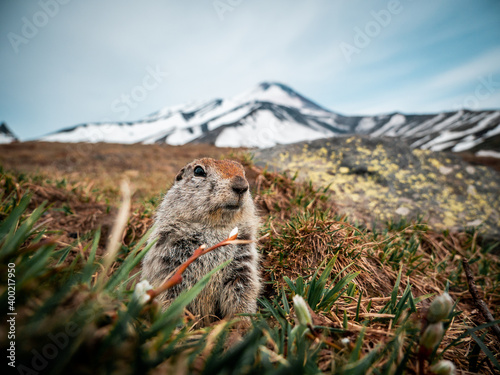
[232,176,249,196]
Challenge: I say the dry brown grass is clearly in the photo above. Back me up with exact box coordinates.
[0,141,235,201]
[458,151,500,172]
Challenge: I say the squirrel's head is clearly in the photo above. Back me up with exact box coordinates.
[168,158,253,225]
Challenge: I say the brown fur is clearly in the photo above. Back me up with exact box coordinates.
[142,158,261,325]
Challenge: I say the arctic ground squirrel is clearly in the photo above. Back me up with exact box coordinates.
[142,158,261,325]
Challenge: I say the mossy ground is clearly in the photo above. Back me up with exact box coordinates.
[254,136,500,238]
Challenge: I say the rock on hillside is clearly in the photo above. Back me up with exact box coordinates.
[0,123,18,144]
[253,136,500,238]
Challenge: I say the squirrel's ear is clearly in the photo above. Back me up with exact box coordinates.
[175,168,185,182]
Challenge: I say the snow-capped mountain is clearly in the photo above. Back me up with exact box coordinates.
[348,110,500,157]
[40,82,500,157]
[0,123,18,144]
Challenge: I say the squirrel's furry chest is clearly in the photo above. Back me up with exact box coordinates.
[141,157,262,324]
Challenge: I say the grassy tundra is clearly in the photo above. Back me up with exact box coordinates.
[0,142,499,374]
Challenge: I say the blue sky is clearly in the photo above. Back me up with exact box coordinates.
[1,0,499,140]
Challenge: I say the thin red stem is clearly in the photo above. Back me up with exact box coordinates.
[146,235,252,301]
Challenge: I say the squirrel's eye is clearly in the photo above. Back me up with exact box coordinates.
[194,166,207,177]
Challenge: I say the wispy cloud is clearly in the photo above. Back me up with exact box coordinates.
[344,47,500,115]
[0,0,499,139]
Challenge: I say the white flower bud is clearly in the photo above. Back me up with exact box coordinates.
[133,279,153,305]
[229,227,238,239]
[420,323,444,350]
[293,295,312,327]
[427,293,454,323]
[429,360,456,375]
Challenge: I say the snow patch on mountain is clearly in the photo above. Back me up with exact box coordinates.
[0,134,14,144]
[370,114,406,137]
[214,109,329,148]
[477,150,500,158]
[356,117,377,132]
[38,82,500,158]
[0,123,18,144]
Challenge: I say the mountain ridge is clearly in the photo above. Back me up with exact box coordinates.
[39,82,500,157]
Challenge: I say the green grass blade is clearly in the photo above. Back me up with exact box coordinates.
[391,264,403,309]
[0,194,31,240]
[81,229,101,284]
[470,332,500,370]
[104,238,156,292]
[0,201,47,258]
